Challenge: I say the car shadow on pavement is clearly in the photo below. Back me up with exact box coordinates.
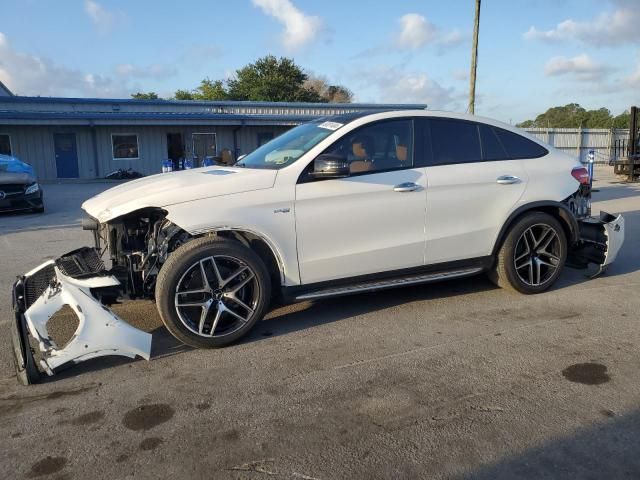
[33,328,191,384]
[462,408,640,479]
[242,274,501,345]
[592,181,640,202]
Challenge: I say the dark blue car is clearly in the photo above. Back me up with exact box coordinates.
[0,154,44,213]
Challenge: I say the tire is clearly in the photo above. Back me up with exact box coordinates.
[155,236,271,348]
[32,206,44,214]
[489,212,567,294]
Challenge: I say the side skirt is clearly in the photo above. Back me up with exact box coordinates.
[281,257,492,303]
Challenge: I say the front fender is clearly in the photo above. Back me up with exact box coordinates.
[164,188,299,286]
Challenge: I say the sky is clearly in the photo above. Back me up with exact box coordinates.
[0,0,638,123]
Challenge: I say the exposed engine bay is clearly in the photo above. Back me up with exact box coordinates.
[82,208,191,300]
[563,183,592,220]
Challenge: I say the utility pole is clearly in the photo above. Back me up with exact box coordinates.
[468,0,481,114]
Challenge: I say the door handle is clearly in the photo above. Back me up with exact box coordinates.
[496,175,521,185]
[393,182,419,192]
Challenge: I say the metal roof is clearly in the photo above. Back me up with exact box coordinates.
[0,95,426,110]
[0,110,313,122]
[0,81,13,97]
[0,96,427,126]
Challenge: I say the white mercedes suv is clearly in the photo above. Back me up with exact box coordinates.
[12,110,624,384]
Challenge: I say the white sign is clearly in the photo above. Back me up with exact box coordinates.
[318,121,343,131]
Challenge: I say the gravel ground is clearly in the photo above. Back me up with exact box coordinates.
[0,166,639,480]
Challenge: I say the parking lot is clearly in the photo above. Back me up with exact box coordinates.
[1,167,639,479]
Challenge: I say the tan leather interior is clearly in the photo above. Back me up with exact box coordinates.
[396,144,408,162]
[352,142,367,158]
[350,160,374,173]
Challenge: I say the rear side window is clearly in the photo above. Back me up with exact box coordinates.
[479,125,508,161]
[429,118,481,165]
[494,127,548,159]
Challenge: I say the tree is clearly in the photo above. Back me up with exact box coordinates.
[613,110,631,129]
[325,85,353,103]
[174,89,195,100]
[131,92,159,100]
[173,55,353,103]
[517,104,629,129]
[193,79,228,100]
[304,75,353,103]
[227,55,317,102]
[174,79,227,100]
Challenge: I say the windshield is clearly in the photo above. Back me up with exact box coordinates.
[235,121,342,169]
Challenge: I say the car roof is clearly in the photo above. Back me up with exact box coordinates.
[318,109,546,147]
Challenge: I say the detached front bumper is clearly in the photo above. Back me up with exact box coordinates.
[569,211,625,276]
[11,247,152,385]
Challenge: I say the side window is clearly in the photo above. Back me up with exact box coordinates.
[493,127,548,159]
[323,119,414,175]
[429,118,481,165]
[479,124,508,161]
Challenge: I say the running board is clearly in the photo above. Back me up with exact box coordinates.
[294,267,484,301]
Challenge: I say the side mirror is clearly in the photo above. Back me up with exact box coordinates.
[310,154,350,179]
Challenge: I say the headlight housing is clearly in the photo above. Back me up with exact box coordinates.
[25,182,40,195]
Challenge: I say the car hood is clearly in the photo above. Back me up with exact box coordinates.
[83,166,278,222]
[0,172,36,184]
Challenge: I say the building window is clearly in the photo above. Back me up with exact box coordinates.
[0,134,11,155]
[112,134,139,160]
[257,132,274,147]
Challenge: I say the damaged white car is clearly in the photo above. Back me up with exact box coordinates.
[12,110,624,384]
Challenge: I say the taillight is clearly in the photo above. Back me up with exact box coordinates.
[571,166,590,185]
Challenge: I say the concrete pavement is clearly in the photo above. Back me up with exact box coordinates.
[1,168,639,479]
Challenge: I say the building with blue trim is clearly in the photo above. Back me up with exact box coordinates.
[0,95,426,180]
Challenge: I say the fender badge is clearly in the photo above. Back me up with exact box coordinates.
[273,207,290,214]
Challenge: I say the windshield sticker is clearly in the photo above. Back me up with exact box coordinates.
[318,121,344,131]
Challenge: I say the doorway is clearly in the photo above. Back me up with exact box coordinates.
[191,133,217,167]
[167,133,183,167]
[54,133,79,178]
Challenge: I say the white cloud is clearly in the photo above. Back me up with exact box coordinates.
[626,64,640,88]
[0,31,174,97]
[544,54,610,81]
[114,63,177,78]
[383,72,453,108]
[524,2,639,47]
[350,65,456,109]
[452,69,469,82]
[438,29,467,49]
[395,13,468,51]
[84,0,119,33]
[397,14,437,49]
[252,0,321,50]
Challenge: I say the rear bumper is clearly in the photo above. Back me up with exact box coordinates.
[568,211,625,275]
[11,247,152,385]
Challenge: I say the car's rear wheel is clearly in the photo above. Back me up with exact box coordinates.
[155,236,271,348]
[489,212,567,294]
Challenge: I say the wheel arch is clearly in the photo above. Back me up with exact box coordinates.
[492,201,579,257]
[204,228,285,289]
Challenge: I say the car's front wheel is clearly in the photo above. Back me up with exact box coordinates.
[489,212,567,294]
[155,236,271,348]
